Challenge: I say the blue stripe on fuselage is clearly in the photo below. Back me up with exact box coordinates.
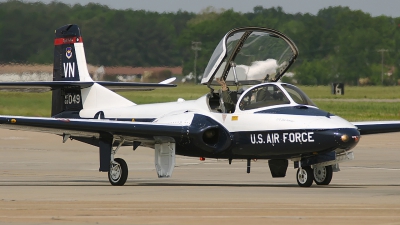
[255,106,334,117]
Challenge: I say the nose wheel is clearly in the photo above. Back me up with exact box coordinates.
[108,158,128,186]
[296,166,313,187]
[313,165,333,185]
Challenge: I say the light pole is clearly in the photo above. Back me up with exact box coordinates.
[377,49,388,85]
[192,41,201,84]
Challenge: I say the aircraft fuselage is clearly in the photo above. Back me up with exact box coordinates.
[76,93,360,160]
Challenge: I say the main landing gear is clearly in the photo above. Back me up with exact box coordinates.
[101,136,176,186]
[108,158,128,186]
[107,138,128,186]
[296,165,333,187]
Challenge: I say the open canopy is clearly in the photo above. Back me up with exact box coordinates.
[201,27,299,86]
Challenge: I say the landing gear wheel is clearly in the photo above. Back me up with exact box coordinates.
[296,166,314,187]
[108,158,128,186]
[313,165,333,185]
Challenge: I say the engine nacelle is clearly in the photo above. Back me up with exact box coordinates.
[154,110,231,154]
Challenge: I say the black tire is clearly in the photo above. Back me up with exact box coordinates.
[108,158,128,186]
[313,165,333,185]
[296,166,314,187]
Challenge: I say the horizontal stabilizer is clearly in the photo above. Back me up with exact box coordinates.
[0,81,176,92]
[97,81,176,91]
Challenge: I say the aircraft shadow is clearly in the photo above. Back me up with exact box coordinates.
[0,180,398,188]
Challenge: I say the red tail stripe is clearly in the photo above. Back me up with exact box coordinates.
[54,37,83,45]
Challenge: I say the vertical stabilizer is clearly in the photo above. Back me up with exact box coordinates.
[52,24,91,117]
[51,24,134,118]
[53,24,92,82]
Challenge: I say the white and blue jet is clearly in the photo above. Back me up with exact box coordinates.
[0,25,398,187]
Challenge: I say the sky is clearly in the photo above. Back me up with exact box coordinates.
[9,0,400,17]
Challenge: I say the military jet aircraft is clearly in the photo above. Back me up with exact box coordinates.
[1,24,399,187]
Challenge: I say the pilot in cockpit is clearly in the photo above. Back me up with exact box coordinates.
[238,85,290,110]
[216,78,237,113]
[255,87,272,102]
[256,85,284,102]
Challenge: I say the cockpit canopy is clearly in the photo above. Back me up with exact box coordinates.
[237,83,315,111]
[201,27,299,86]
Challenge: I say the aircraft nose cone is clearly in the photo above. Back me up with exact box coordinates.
[333,128,360,150]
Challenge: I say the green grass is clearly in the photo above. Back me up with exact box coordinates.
[315,101,400,121]
[0,92,51,116]
[300,85,400,99]
[2,84,400,121]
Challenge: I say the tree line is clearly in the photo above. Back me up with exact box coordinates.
[0,1,399,85]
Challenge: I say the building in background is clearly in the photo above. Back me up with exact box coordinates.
[0,64,182,82]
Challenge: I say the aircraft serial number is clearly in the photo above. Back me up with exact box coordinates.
[64,93,81,105]
[250,132,314,144]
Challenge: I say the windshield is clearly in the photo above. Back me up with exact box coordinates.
[281,84,316,106]
[239,84,290,110]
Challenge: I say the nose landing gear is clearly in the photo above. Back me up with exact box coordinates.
[313,165,333,185]
[296,166,314,187]
[296,165,333,187]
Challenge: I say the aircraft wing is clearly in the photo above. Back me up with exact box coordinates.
[0,115,186,146]
[352,121,400,135]
[0,113,231,152]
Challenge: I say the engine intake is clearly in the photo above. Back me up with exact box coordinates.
[188,114,231,154]
[202,128,219,145]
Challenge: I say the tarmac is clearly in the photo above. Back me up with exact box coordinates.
[0,128,399,224]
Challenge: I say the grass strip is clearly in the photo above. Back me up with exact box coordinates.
[1,85,400,121]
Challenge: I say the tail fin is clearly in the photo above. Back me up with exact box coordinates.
[52,24,92,117]
[53,24,92,82]
[51,24,134,118]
